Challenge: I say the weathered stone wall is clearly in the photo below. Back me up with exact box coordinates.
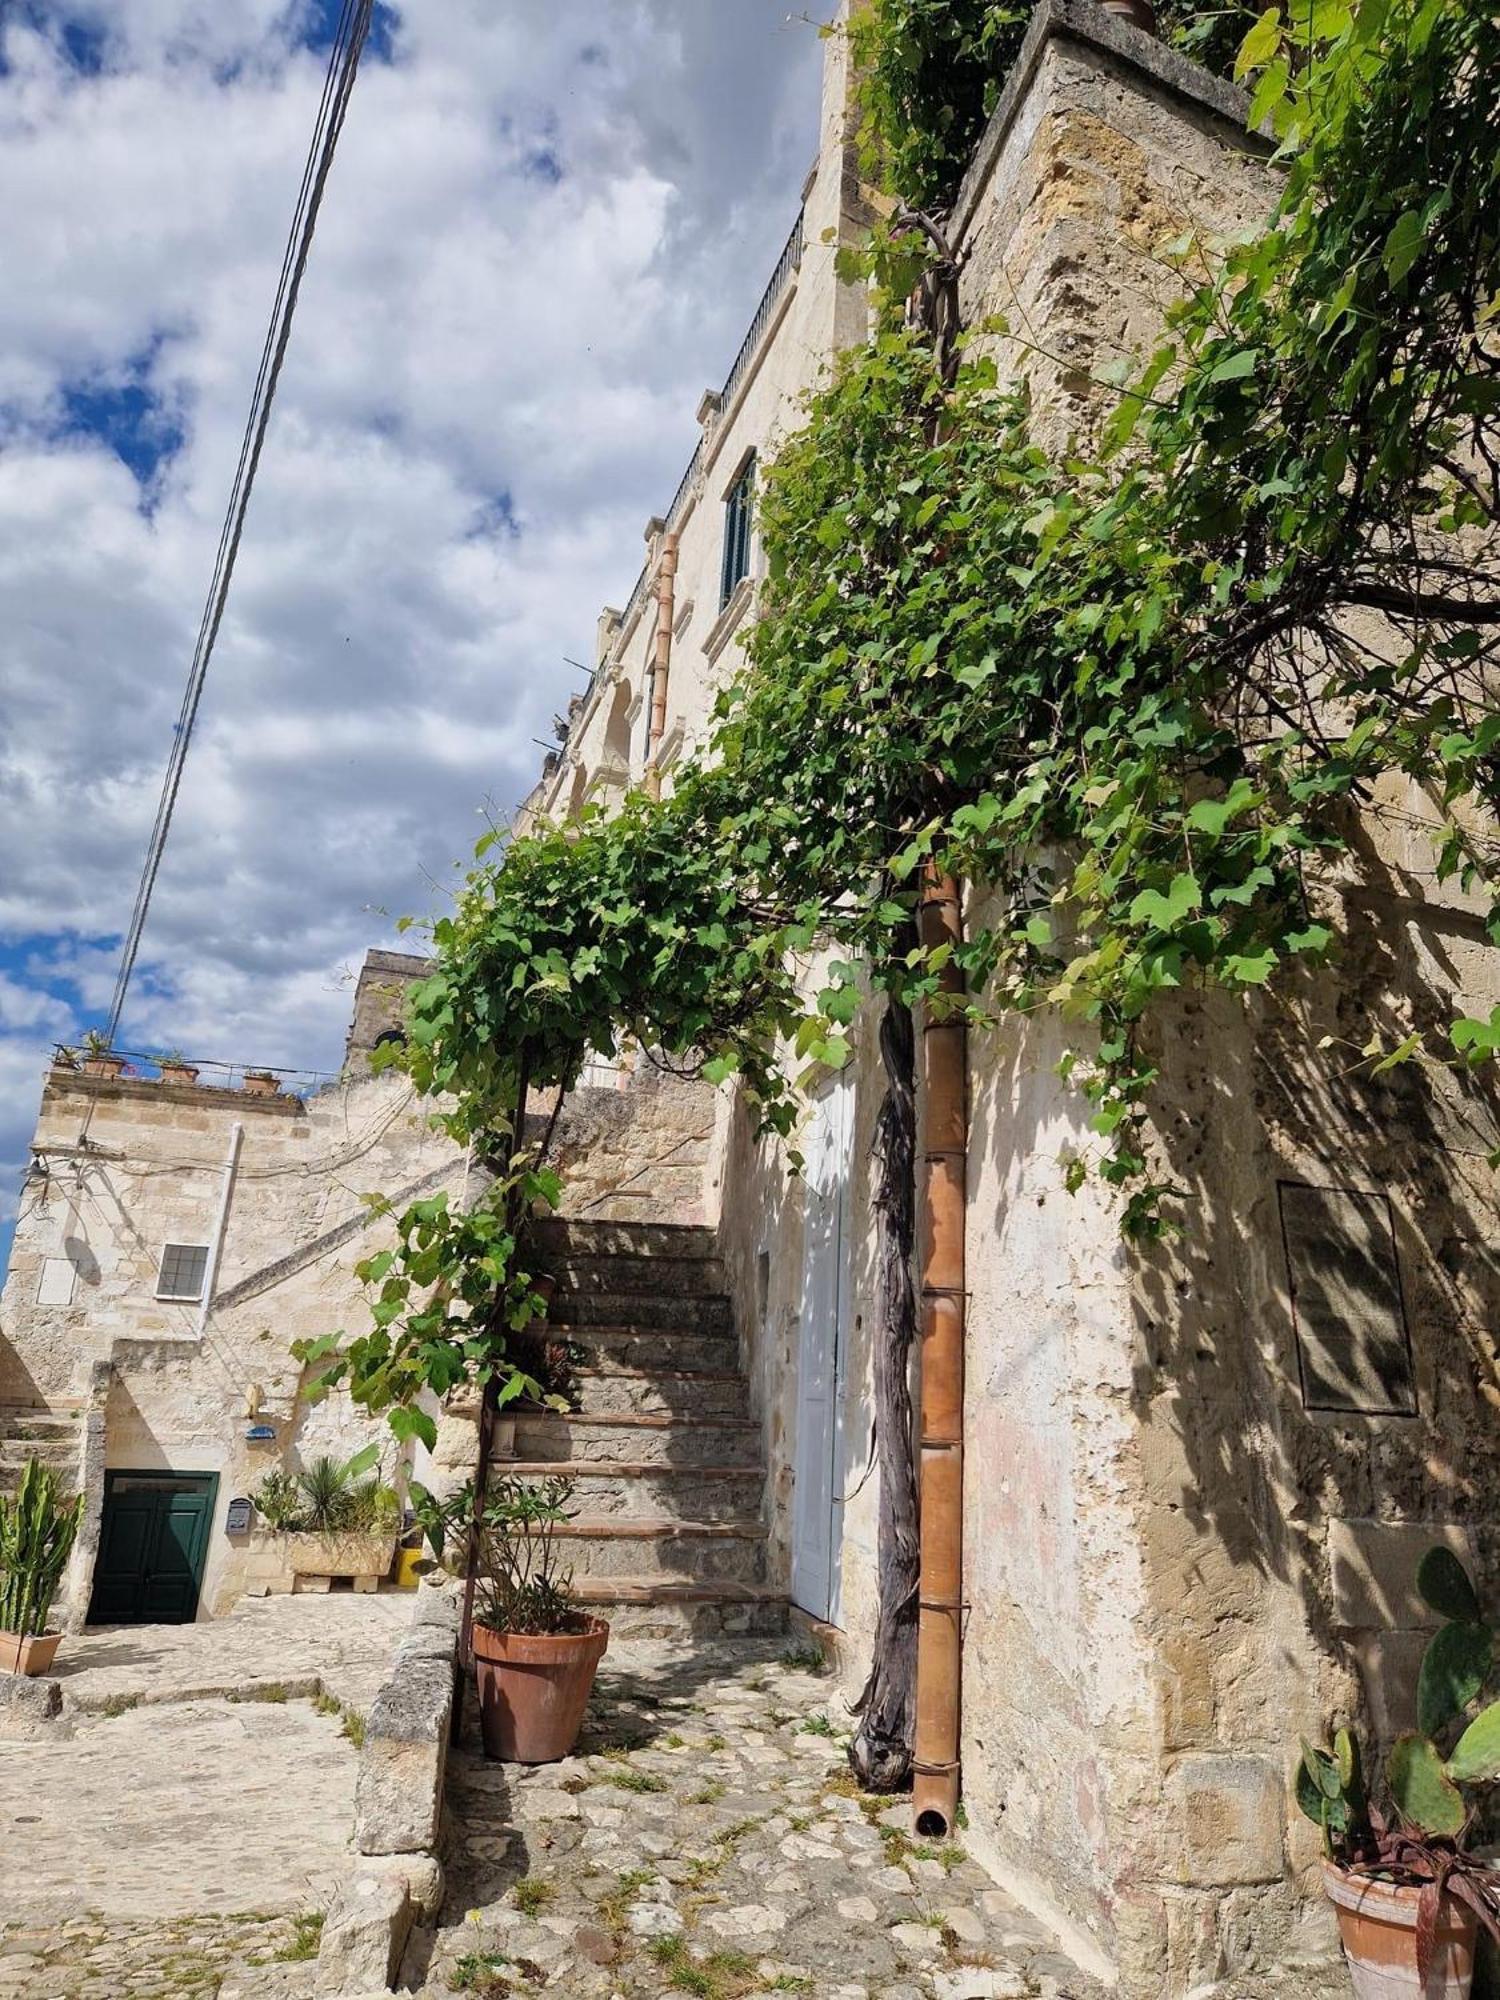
[0,1042,464,1616]
[533,1065,720,1227]
[713,9,1500,1995]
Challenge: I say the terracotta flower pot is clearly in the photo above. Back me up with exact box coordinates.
[81,1056,125,1080]
[242,1073,281,1097]
[0,1630,62,1677]
[472,1615,609,1763]
[1324,1860,1480,1999]
[159,1064,199,1087]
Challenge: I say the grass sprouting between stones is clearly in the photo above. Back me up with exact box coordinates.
[274,1910,325,1963]
[511,1877,555,1918]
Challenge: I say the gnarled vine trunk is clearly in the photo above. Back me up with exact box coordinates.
[849,991,920,1790]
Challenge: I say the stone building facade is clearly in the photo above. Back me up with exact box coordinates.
[3,7,1492,1994]
[516,5,1500,1994]
[0,950,451,1622]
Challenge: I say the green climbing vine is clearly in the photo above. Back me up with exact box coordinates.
[323,0,1500,1433]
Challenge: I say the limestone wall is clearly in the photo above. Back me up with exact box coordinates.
[0,1057,464,1615]
[709,8,1500,1994]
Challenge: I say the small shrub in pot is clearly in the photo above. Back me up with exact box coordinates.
[414,1474,607,1764]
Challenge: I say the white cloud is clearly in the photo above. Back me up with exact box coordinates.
[0,0,826,1266]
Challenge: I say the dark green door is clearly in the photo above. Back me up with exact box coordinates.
[89,1472,218,1625]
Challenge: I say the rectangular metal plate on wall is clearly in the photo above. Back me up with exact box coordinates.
[1277,1182,1417,1416]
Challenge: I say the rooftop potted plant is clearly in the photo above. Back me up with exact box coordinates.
[157,1049,199,1087]
[242,1068,282,1097]
[415,1473,607,1763]
[78,1030,126,1080]
[0,1459,85,1676]
[1297,1547,1500,1998]
[251,1446,399,1592]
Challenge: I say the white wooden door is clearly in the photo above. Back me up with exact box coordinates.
[791,1070,854,1624]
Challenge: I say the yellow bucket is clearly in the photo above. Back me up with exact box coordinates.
[394,1545,425,1590]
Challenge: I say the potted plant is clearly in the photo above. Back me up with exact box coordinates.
[1297,1547,1500,1998]
[415,1474,608,1763]
[78,1030,126,1080]
[0,1459,85,1676]
[242,1068,282,1098]
[158,1049,199,1087]
[251,1447,399,1591]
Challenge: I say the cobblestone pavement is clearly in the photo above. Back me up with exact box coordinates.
[0,1597,411,1998]
[404,1639,1111,2000]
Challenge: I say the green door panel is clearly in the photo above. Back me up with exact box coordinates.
[89,1472,218,1626]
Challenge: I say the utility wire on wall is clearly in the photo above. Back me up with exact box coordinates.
[103,0,376,1047]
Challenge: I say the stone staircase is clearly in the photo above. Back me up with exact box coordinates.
[502,1216,786,1641]
[0,1402,84,1499]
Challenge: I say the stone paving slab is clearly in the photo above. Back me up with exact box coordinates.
[402,1638,1114,2000]
[0,1695,356,1922]
[0,1597,415,1999]
[46,1593,413,1714]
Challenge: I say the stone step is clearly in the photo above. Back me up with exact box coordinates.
[0,1437,78,1470]
[0,1410,80,1442]
[571,1367,750,1421]
[530,1218,719,1262]
[506,1460,764,1522]
[509,1410,761,1466]
[574,1577,789,1641]
[540,1253,728,1297]
[547,1289,733,1335]
[564,1328,738,1374]
[554,1517,768,1584]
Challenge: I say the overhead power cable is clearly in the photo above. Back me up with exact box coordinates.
[103,0,376,1047]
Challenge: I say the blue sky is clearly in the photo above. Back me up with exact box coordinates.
[0,0,825,1275]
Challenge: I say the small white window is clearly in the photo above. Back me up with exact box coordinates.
[156,1243,210,1302]
[36,1258,76,1307]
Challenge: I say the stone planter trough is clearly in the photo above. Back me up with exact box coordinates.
[286,1532,396,1594]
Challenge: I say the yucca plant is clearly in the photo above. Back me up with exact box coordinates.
[0,1459,85,1639]
[294,1445,394,1534]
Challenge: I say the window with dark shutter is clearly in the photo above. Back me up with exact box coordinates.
[720,454,756,608]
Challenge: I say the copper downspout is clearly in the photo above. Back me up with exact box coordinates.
[912,865,966,1837]
[645,530,679,801]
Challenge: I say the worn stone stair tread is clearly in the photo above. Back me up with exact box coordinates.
[559,1323,736,1340]
[506,1458,763,1479]
[573,1577,787,1606]
[544,1255,728,1295]
[522,1409,758,1431]
[533,1215,718,1243]
[574,1364,745,1382]
[553,1517,768,1539]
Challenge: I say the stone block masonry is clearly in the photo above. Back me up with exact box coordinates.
[320,1585,459,1995]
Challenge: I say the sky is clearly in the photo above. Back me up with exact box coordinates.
[0,0,827,1275]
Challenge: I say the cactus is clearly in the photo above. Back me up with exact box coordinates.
[1418,1616,1494,1736]
[1418,1546,1482,1625]
[0,1459,84,1639]
[1445,1700,1500,1784]
[1296,1728,1372,1857]
[1389,1732,1467,1837]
